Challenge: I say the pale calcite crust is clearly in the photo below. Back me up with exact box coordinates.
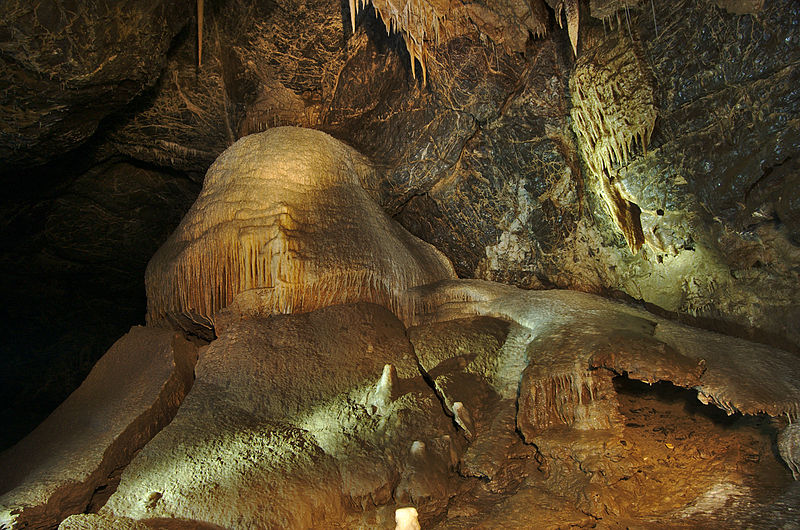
[0,327,197,530]
[145,126,456,336]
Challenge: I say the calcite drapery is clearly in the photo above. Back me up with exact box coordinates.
[346,0,571,83]
[570,34,657,251]
[145,126,456,337]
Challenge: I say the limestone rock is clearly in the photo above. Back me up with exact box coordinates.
[146,127,456,338]
[408,279,800,421]
[409,316,536,494]
[583,0,800,344]
[88,303,456,529]
[397,36,580,285]
[410,279,800,522]
[0,326,197,530]
[0,160,199,451]
[778,423,800,480]
[392,0,800,348]
[0,0,190,169]
[60,513,152,530]
[347,0,553,83]
[109,0,347,173]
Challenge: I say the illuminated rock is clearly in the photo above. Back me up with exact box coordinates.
[570,35,656,252]
[145,126,456,338]
[0,327,196,530]
[347,0,551,83]
[778,423,800,480]
[85,304,456,528]
[408,315,534,493]
[407,279,800,421]
[395,506,420,530]
[408,278,800,519]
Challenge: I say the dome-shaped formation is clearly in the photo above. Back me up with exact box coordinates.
[145,127,456,336]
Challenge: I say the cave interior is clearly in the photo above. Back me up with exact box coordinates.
[0,0,799,528]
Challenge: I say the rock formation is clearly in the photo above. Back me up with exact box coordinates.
[145,126,455,338]
[2,124,798,529]
[64,304,458,529]
[0,0,798,527]
[0,327,197,529]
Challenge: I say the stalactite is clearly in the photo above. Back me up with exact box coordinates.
[548,0,580,56]
[519,366,622,435]
[348,1,567,84]
[569,33,655,251]
[197,0,203,69]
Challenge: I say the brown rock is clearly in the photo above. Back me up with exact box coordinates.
[0,0,190,169]
[0,326,197,529]
[89,303,456,528]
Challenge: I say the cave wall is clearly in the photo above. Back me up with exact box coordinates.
[0,0,798,449]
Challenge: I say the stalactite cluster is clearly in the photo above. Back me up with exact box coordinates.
[570,35,656,251]
[347,0,578,83]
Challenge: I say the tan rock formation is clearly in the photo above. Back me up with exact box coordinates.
[347,1,564,83]
[570,34,656,251]
[0,327,197,529]
[407,279,800,522]
[75,303,456,529]
[145,126,456,338]
[407,279,800,421]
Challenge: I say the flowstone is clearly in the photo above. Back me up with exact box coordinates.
[145,126,455,338]
[405,279,800,523]
[66,303,458,529]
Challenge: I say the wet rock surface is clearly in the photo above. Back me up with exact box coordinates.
[0,0,191,169]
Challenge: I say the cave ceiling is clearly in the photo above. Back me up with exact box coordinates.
[0,0,798,455]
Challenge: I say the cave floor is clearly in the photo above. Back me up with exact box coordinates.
[413,378,798,529]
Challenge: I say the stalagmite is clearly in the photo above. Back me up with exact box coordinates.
[145,127,456,337]
[370,363,401,408]
[452,401,475,439]
[395,506,421,530]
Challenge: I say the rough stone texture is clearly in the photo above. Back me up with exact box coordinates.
[403,282,796,526]
[395,34,584,285]
[0,326,197,529]
[82,303,457,529]
[0,1,799,526]
[391,0,800,348]
[778,423,800,480]
[407,279,800,420]
[0,159,199,451]
[409,316,538,495]
[107,0,346,174]
[146,127,455,337]
[576,0,800,346]
[407,279,798,525]
[0,0,190,169]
